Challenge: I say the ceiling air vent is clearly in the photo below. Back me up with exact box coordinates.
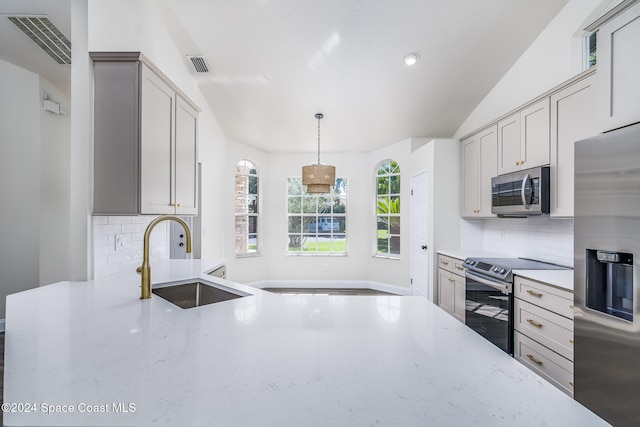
[7,16,71,65]
[187,55,210,73]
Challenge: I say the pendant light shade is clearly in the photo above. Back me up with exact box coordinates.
[302,113,335,194]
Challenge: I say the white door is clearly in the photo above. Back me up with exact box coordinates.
[411,172,429,297]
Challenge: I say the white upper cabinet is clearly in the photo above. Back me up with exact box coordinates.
[92,52,200,216]
[597,1,640,132]
[139,63,175,215]
[497,113,521,175]
[461,125,497,218]
[498,98,550,175]
[550,72,598,217]
[174,96,199,215]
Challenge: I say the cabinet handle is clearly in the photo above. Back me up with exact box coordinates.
[448,278,454,282]
[526,289,543,298]
[569,339,574,344]
[526,354,543,365]
[514,161,519,166]
[570,381,574,387]
[456,266,464,271]
[441,261,449,265]
[569,305,574,309]
[527,319,543,328]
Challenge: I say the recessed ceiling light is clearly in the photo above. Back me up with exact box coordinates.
[403,53,420,67]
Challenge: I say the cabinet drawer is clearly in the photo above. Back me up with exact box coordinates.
[514,331,574,397]
[514,276,574,319]
[438,255,454,273]
[452,258,465,275]
[438,255,465,275]
[514,299,574,361]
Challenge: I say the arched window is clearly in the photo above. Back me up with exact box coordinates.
[235,160,259,256]
[376,160,400,257]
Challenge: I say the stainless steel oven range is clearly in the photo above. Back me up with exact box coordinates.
[463,257,568,355]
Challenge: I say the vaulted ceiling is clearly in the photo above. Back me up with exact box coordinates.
[0,0,570,153]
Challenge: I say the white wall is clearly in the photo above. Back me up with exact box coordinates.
[262,151,373,283]
[39,79,71,285]
[367,139,413,288]
[0,60,41,319]
[88,0,228,267]
[0,59,72,319]
[409,139,461,300]
[454,0,610,139]
[224,138,431,290]
[224,140,269,284]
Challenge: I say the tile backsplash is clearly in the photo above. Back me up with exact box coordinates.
[461,216,574,267]
[93,216,169,278]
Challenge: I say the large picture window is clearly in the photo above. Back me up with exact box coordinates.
[235,160,259,256]
[287,178,347,255]
[376,160,400,257]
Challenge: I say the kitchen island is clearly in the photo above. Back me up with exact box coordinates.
[3,260,607,426]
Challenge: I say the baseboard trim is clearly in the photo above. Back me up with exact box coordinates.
[247,280,411,296]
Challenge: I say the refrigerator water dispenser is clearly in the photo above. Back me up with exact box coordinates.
[586,249,633,322]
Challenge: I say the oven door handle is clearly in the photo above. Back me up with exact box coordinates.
[465,271,512,294]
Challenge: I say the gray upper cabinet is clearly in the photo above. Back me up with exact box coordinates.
[595,1,640,132]
[92,52,199,216]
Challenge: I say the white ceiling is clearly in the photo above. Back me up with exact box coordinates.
[0,0,570,153]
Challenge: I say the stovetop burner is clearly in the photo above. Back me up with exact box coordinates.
[463,257,569,282]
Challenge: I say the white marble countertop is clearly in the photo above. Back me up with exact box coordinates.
[3,260,606,426]
[514,269,574,292]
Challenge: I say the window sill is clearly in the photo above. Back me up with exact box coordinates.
[285,253,348,257]
[235,252,262,259]
[372,254,400,260]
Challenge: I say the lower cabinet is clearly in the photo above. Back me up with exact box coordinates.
[437,255,465,323]
[513,275,574,396]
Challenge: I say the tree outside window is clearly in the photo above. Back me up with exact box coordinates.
[287,178,347,255]
[376,160,400,257]
[235,160,259,256]
[586,31,597,69]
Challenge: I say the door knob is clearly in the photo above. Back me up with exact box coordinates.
[421,245,428,250]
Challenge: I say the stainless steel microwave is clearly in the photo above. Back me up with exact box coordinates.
[491,166,550,217]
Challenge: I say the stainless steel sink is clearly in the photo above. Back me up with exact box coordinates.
[152,281,246,309]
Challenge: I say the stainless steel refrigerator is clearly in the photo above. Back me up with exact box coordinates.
[574,123,640,426]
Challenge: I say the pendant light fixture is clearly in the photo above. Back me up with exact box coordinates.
[302,113,336,194]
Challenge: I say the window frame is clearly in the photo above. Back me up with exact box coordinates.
[374,159,401,259]
[584,30,597,69]
[286,177,348,256]
[234,159,260,258]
